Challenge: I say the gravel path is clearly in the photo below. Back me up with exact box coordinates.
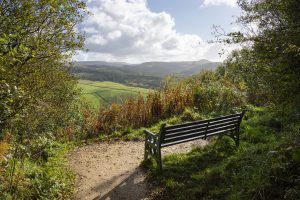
[68,140,208,200]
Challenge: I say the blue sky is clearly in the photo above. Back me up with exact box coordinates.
[75,0,241,63]
[148,0,241,40]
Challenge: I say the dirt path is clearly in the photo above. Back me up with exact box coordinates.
[68,140,208,200]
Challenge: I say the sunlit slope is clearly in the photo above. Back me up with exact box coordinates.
[78,80,150,108]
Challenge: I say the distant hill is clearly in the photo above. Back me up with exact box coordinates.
[71,60,221,88]
[125,60,220,77]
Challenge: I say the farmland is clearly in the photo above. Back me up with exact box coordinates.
[78,80,150,108]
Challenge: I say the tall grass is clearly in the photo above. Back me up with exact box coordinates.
[95,72,245,135]
[96,81,193,133]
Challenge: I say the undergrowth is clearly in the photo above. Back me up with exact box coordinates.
[0,142,75,200]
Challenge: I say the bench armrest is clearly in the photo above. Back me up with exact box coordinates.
[144,129,159,148]
[144,129,156,137]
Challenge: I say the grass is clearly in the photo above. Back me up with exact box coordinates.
[78,80,150,109]
[143,108,300,200]
[0,142,75,200]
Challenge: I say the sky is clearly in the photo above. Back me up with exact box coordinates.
[75,0,241,63]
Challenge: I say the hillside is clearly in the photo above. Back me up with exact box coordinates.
[78,80,149,108]
[71,60,221,88]
[125,60,220,77]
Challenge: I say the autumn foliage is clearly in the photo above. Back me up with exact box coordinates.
[95,72,245,135]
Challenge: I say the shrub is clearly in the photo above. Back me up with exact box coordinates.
[214,136,237,157]
[180,108,202,121]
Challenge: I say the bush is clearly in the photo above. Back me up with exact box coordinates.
[180,108,202,121]
[214,136,237,157]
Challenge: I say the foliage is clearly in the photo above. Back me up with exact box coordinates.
[217,0,300,107]
[0,1,86,199]
[95,72,245,135]
[72,99,98,142]
[188,71,245,115]
[0,0,87,157]
[217,49,269,104]
[0,0,86,128]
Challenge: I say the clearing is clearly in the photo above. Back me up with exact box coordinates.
[68,140,208,200]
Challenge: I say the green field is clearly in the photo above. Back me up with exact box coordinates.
[78,80,150,108]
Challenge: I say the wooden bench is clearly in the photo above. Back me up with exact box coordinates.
[144,111,245,171]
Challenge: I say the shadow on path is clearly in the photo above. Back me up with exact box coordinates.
[92,167,150,200]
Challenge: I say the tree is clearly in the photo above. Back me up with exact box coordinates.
[0,0,86,136]
[217,0,300,108]
[0,1,88,196]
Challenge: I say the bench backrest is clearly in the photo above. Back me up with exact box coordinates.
[160,112,244,147]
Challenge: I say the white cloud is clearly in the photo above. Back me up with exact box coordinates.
[202,0,237,7]
[75,0,232,63]
[107,30,122,40]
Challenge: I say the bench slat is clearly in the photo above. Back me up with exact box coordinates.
[164,117,240,136]
[164,124,208,137]
[162,124,237,144]
[207,113,242,121]
[161,134,206,147]
[206,129,235,137]
[166,113,241,130]
[209,116,240,124]
[165,119,209,130]
[207,120,239,129]
[163,130,207,142]
[161,126,237,147]
[164,120,239,140]
[206,124,237,134]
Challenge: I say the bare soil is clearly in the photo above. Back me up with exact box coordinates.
[68,139,208,200]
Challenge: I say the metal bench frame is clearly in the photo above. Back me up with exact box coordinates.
[144,112,245,171]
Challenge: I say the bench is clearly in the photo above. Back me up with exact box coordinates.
[144,111,245,171]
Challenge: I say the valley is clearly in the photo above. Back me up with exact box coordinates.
[72,60,221,88]
[78,80,150,108]
[75,60,221,108]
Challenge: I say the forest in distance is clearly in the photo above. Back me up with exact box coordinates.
[71,59,221,88]
[1,0,299,199]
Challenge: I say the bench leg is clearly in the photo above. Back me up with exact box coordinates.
[230,131,240,146]
[144,141,149,161]
[156,149,162,172]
